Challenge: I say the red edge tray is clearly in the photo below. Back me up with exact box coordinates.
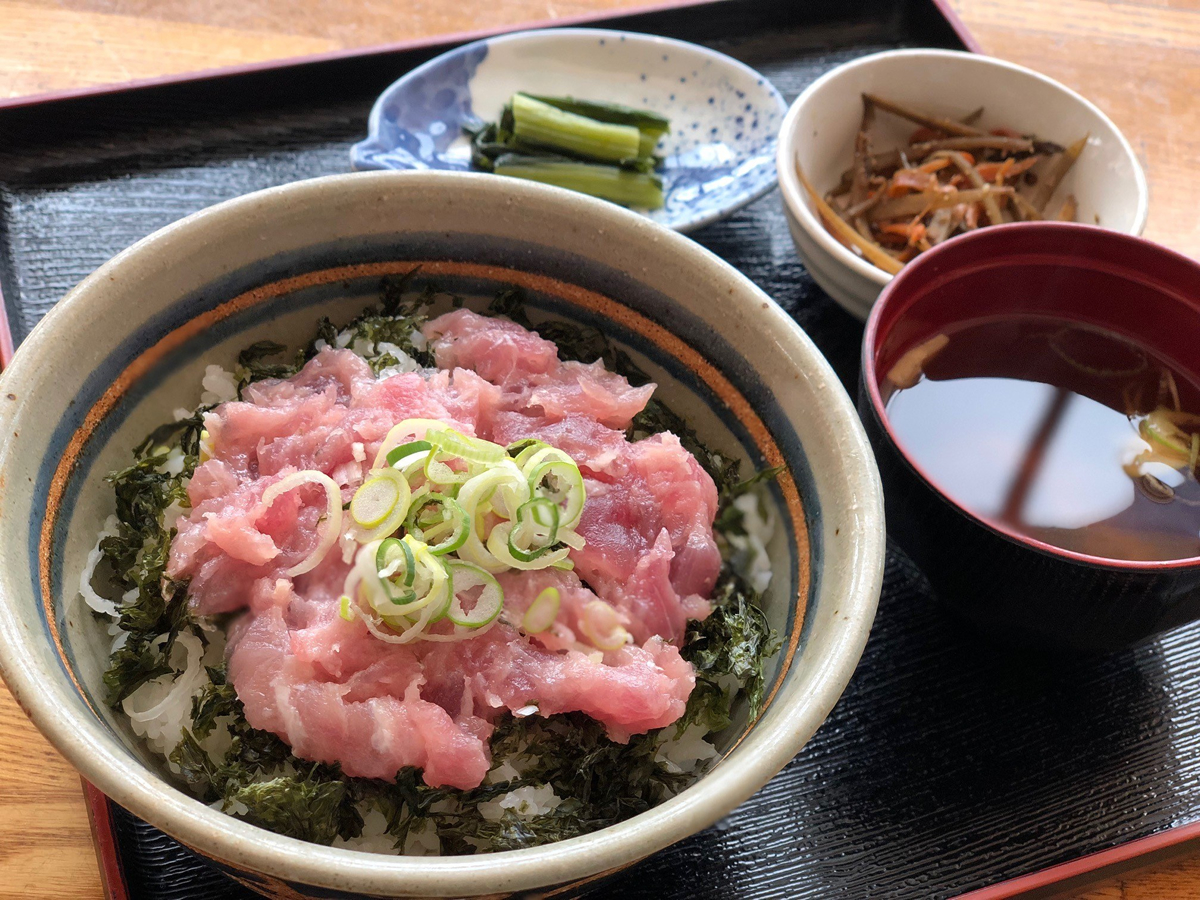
[13,2,1174,897]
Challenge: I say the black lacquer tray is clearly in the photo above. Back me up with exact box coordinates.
[7,1,1200,897]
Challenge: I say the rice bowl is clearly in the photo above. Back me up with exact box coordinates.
[0,171,884,897]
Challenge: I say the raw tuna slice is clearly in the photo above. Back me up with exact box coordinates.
[172,313,723,790]
[424,310,655,429]
[573,433,722,642]
[225,566,695,787]
[228,595,493,789]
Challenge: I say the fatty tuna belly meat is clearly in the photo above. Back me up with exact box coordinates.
[573,433,722,641]
[350,370,463,436]
[209,349,375,478]
[527,359,655,431]
[423,308,559,381]
[242,347,373,407]
[422,368,504,437]
[170,469,330,616]
[422,310,655,430]
[489,411,627,475]
[227,603,493,790]
[421,625,695,740]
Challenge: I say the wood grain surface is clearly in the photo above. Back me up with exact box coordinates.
[0,1,1198,898]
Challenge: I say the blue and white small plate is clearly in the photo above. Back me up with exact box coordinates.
[350,28,786,233]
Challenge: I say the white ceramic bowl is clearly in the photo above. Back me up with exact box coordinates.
[0,171,884,898]
[777,48,1149,320]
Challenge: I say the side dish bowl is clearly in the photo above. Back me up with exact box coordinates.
[0,171,883,897]
[351,28,787,233]
[777,48,1149,320]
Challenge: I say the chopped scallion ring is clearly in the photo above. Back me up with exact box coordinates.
[386,439,432,467]
[525,454,586,529]
[376,537,416,586]
[578,599,630,651]
[260,469,344,577]
[351,474,404,529]
[522,586,560,633]
[372,418,448,469]
[349,468,412,542]
[405,493,470,556]
[445,561,504,628]
[427,427,506,465]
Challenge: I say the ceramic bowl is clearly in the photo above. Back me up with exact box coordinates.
[0,171,883,897]
[350,28,787,233]
[860,222,1200,652]
[777,48,1149,320]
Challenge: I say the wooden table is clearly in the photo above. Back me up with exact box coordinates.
[0,1,1198,897]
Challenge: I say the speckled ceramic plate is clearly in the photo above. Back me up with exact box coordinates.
[350,29,787,233]
[0,172,883,898]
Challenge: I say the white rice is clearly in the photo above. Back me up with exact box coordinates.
[726,492,777,594]
[200,364,238,406]
[121,631,209,756]
[478,784,562,822]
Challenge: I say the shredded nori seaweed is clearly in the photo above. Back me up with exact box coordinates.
[100,274,780,850]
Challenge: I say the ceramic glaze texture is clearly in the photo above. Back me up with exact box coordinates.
[351,29,786,232]
[776,48,1149,320]
[0,172,883,898]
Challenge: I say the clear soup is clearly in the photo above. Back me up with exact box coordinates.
[882,316,1200,562]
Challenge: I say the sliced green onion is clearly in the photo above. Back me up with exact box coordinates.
[578,600,630,651]
[386,439,432,467]
[559,530,586,551]
[352,537,451,624]
[525,449,586,529]
[260,469,344,577]
[507,438,550,468]
[427,427,505,465]
[372,418,448,469]
[376,537,416,586]
[507,498,561,562]
[424,451,474,486]
[405,493,470,556]
[456,461,532,572]
[487,522,571,571]
[339,595,355,622]
[522,587,560,633]
[445,561,504,628]
[349,468,412,542]
[351,472,405,529]
[392,449,432,482]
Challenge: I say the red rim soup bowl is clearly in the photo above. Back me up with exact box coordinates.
[859,222,1200,652]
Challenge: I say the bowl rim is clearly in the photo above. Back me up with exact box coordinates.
[0,170,884,896]
[350,26,788,233]
[861,220,1200,573]
[776,47,1151,291]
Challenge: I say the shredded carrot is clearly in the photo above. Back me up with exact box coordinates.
[975,156,1039,182]
[918,157,952,174]
[818,94,1086,271]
